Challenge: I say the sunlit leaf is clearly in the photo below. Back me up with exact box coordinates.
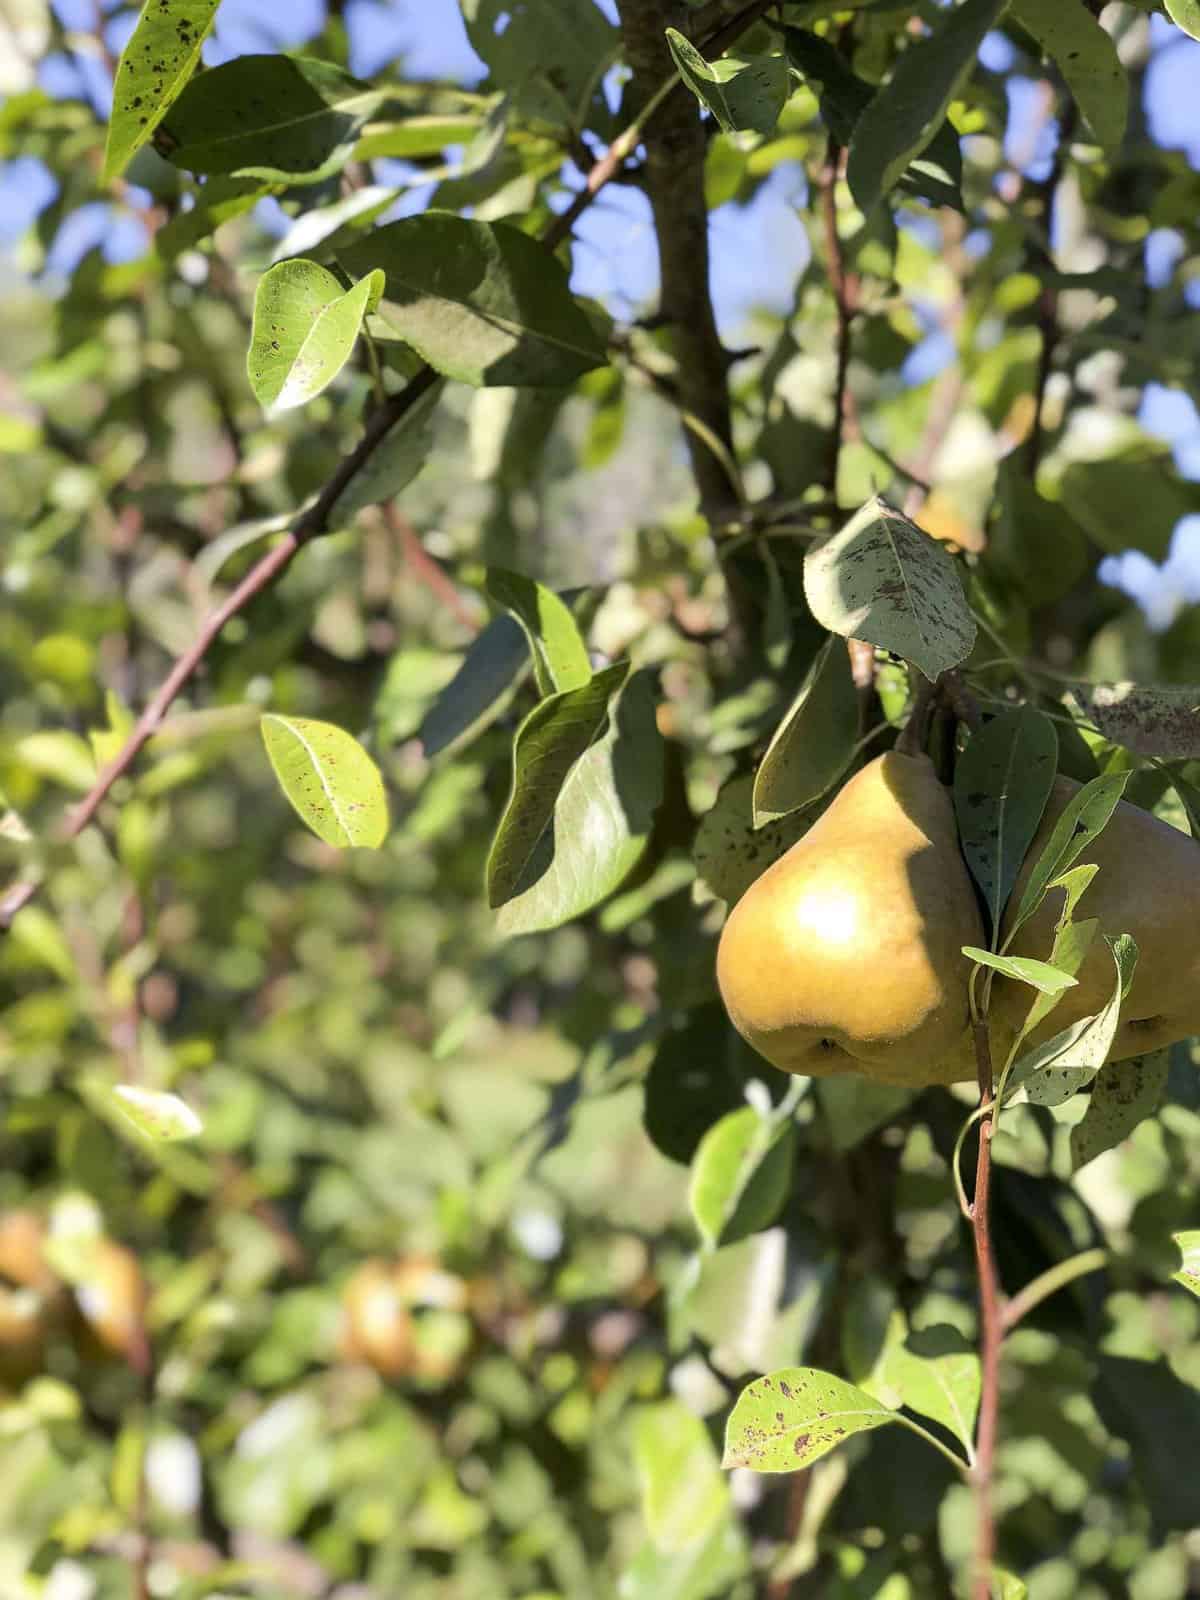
[337,215,606,387]
[1011,0,1127,150]
[485,568,591,696]
[1165,0,1200,42]
[688,1104,795,1249]
[1007,935,1139,1106]
[1171,1230,1200,1298]
[872,1324,979,1454]
[110,1085,203,1143]
[633,1401,729,1552]
[1070,683,1200,761]
[260,715,389,849]
[962,947,1078,996]
[104,0,220,181]
[723,1367,895,1472]
[804,497,976,681]
[666,31,790,136]
[247,261,383,413]
[1070,1049,1169,1170]
[1009,773,1129,933]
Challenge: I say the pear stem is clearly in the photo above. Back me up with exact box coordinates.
[969,1018,1002,1600]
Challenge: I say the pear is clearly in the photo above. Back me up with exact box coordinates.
[991,776,1200,1062]
[717,753,984,1086]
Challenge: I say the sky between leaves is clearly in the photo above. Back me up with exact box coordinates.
[5,0,1200,627]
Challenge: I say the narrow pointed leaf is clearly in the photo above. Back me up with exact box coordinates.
[1007,935,1139,1106]
[723,1368,895,1472]
[248,261,383,413]
[962,947,1078,996]
[1011,0,1127,150]
[485,569,591,696]
[803,496,976,681]
[954,707,1058,936]
[846,0,1006,215]
[103,0,220,182]
[260,715,389,849]
[752,637,858,826]
[337,214,606,387]
[1070,1049,1169,1171]
[156,55,382,182]
[1020,909,1098,1039]
[1010,772,1128,932]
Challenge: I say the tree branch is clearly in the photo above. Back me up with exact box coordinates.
[615,0,739,518]
[969,1018,1002,1600]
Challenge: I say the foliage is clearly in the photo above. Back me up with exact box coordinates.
[3,2,1200,1598]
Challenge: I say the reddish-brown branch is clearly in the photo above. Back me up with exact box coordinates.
[970,1018,1002,1600]
[1,2,780,931]
[383,504,481,633]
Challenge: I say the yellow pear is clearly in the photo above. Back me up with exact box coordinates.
[991,776,1200,1062]
[717,753,984,1086]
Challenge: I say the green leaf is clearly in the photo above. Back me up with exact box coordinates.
[873,1324,980,1454]
[1092,1356,1200,1532]
[688,1104,795,1249]
[156,54,382,182]
[643,1007,753,1167]
[1009,772,1129,933]
[693,774,819,906]
[1010,0,1127,150]
[103,0,221,181]
[260,714,389,849]
[9,905,75,981]
[1171,1230,1200,1298]
[666,31,790,136]
[752,637,858,826]
[779,24,963,209]
[803,497,976,681]
[633,1401,729,1552]
[417,614,530,760]
[485,568,592,696]
[268,184,398,264]
[1007,935,1139,1107]
[1069,1049,1169,1171]
[1058,455,1200,562]
[1020,907,1098,1039]
[1165,0,1200,42]
[962,947,1078,996]
[1070,683,1200,760]
[14,729,96,792]
[987,468,1087,607]
[992,1573,1028,1600]
[459,0,617,124]
[487,667,665,934]
[846,0,1006,215]
[247,261,383,413]
[953,707,1058,936]
[110,1085,203,1143]
[816,1077,917,1154]
[330,378,443,522]
[337,214,606,387]
[723,1368,895,1472]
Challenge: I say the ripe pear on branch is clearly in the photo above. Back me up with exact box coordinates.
[717,756,1200,1088]
[717,753,984,1087]
[990,776,1200,1063]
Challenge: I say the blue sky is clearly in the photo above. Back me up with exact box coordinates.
[7,2,1200,628]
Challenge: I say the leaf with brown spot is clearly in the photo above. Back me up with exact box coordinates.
[722,1367,895,1473]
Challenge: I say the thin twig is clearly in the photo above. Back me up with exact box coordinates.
[1002,1247,1106,1334]
[969,1018,1002,1600]
[383,504,481,633]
